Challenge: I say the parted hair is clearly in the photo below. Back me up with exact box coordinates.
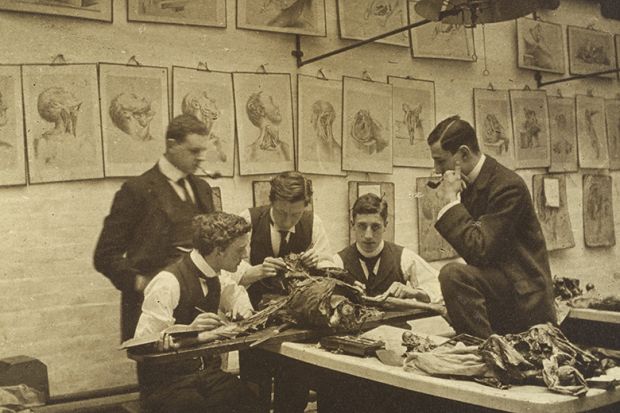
[166,114,210,143]
[427,115,480,154]
[193,212,251,256]
[269,171,312,205]
[351,193,388,223]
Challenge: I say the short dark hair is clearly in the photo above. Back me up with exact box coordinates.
[269,172,312,205]
[193,212,251,256]
[427,115,480,154]
[351,193,388,223]
[166,114,210,143]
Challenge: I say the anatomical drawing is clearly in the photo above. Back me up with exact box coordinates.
[576,95,609,169]
[237,0,326,36]
[0,68,26,186]
[397,103,423,145]
[605,100,620,170]
[518,108,543,150]
[128,0,226,27]
[338,0,408,46]
[568,26,616,76]
[532,175,574,251]
[509,90,550,169]
[109,93,155,143]
[0,90,12,161]
[583,175,615,248]
[350,109,387,154]
[547,96,578,172]
[182,90,227,163]
[310,100,340,162]
[517,18,565,74]
[246,91,290,162]
[1,0,112,21]
[416,177,458,261]
[482,113,510,155]
[474,89,515,169]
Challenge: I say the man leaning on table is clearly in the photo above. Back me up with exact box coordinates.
[133,212,259,413]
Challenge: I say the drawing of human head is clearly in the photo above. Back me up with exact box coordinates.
[37,87,81,138]
[246,91,282,128]
[0,91,8,127]
[351,109,387,153]
[310,100,337,145]
[109,92,155,141]
[181,90,220,130]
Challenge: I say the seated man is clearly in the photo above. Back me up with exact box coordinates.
[238,171,332,308]
[333,193,441,302]
[134,212,259,413]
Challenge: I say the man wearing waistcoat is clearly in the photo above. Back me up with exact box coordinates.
[237,171,332,308]
[333,193,441,302]
[94,114,216,342]
[134,212,258,413]
[428,115,556,338]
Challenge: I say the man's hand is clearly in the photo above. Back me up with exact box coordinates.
[300,248,319,268]
[386,282,431,302]
[190,312,226,331]
[438,162,465,204]
[232,306,254,320]
[156,333,179,352]
[134,274,152,293]
[261,257,287,278]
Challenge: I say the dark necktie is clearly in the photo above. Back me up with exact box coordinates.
[358,252,380,280]
[177,177,194,205]
[278,230,290,257]
[196,274,221,314]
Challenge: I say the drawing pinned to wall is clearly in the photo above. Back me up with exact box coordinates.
[252,179,313,209]
[233,72,294,175]
[0,66,26,187]
[297,75,344,176]
[388,76,435,168]
[236,0,326,37]
[604,99,620,170]
[517,18,565,74]
[568,25,616,78]
[532,174,575,251]
[547,96,578,173]
[473,89,515,169]
[583,174,615,248]
[342,76,393,174]
[348,181,394,243]
[509,90,551,169]
[172,67,235,177]
[127,0,226,27]
[408,1,475,61]
[416,177,458,261]
[99,64,168,177]
[22,64,103,184]
[337,0,409,47]
[0,0,112,21]
[576,95,609,169]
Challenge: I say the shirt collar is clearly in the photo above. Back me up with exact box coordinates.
[190,249,219,278]
[269,208,296,234]
[467,153,486,184]
[158,155,187,183]
[355,241,384,259]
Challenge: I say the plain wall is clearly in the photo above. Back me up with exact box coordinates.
[1,0,619,395]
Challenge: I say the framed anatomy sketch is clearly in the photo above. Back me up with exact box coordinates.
[22,64,104,184]
[408,1,475,61]
[99,63,168,177]
[389,76,435,168]
[583,174,615,248]
[0,65,26,187]
[337,0,409,47]
[0,0,112,21]
[509,89,551,169]
[252,179,313,209]
[473,89,515,169]
[127,0,226,27]
[233,72,295,176]
[342,76,393,174]
[604,99,620,170]
[532,174,575,251]
[576,95,609,169]
[517,18,565,74]
[172,66,235,177]
[568,26,616,77]
[348,181,395,243]
[416,177,458,261]
[297,75,344,176]
[236,0,326,37]
[547,96,578,173]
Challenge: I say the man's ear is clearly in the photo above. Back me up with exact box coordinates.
[458,145,472,161]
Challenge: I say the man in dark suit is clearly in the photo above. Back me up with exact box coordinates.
[94,114,216,342]
[427,115,556,338]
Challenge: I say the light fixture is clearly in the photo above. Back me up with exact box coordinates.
[414,0,561,27]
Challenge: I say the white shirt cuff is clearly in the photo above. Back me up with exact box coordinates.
[437,199,461,221]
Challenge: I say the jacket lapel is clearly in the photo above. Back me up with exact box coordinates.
[187,174,212,212]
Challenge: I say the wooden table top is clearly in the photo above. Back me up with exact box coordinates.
[568,308,620,324]
[263,325,620,413]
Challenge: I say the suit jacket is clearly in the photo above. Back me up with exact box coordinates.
[435,156,556,323]
[94,164,215,340]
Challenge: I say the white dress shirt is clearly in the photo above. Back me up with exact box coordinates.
[158,155,196,203]
[437,154,486,220]
[331,242,442,303]
[134,250,253,338]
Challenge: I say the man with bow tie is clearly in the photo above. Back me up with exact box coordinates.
[428,115,556,339]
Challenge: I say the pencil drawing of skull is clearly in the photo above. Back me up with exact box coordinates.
[182,90,227,162]
[401,103,423,145]
[350,109,387,154]
[246,91,290,161]
[109,93,155,142]
[35,87,82,165]
[310,100,339,161]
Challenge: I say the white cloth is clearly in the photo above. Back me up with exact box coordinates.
[158,155,196,203]
[331,244,442,303]
[437,154,486,220]
[134,250,253,338]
